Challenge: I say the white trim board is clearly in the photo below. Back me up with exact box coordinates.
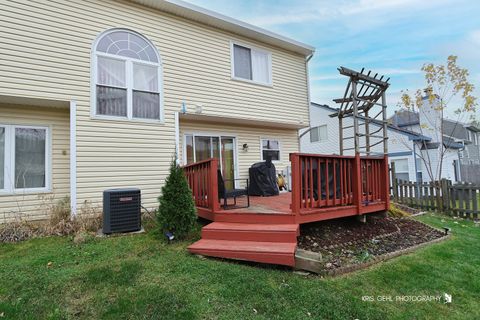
[70,100,77,216]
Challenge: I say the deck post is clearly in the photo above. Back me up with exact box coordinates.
[290,153,301,218]
[353,153,363,215]
[209,159,220,212]
[383,155,390,211]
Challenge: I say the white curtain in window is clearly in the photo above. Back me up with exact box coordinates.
[96,86,127,117]
[233,45,252,80]
[0,127,4,189]
[133,91,160,119]
[133,63,158,92]
[251,50,269,83]
[262,139,279,150]
[97,56,125,87]
[15,128,46,189]
[96,56,127,116]
[133,63,160,119]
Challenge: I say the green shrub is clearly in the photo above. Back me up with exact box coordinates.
[388,203,411,218]
[157,158,196,240]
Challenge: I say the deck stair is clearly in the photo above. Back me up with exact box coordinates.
[188,222,299,266]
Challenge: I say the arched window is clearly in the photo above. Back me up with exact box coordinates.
[92,29,162,121]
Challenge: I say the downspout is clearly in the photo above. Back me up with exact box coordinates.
[298,52,314,149]
[457,141,464,181]
[174,111,180,165]
[413,140,420,196]
[413,141,419,183]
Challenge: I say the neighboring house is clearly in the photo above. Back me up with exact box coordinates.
[391,108,480,183]
[0,0,314,222]
[300,102,462,183]
[391,109,480,165]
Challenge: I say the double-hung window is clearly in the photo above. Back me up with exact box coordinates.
[93,29,162,121]
[261,139,280,161]
[232,43,272,85]
[0,125,49,194]
[310,125,328,143]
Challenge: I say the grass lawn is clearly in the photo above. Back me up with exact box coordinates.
[1,214,479,319]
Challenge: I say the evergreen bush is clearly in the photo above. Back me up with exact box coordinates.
[157,158,196,240]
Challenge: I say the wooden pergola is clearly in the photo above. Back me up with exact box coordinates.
[331,67,390,156]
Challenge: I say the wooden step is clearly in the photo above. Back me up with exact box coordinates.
[188,239,296,266]
[202,222,299,243]
[212,212,296,224]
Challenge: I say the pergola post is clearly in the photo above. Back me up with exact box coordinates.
[331,67,390,157]
[331,67,391,215]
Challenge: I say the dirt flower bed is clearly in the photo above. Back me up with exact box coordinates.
[298,215,445,272]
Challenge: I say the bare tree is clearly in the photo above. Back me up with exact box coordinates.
[398,55,477,182]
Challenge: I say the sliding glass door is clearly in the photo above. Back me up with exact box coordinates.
[185,135,236,189]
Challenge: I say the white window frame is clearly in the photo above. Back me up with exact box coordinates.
[91,28,164,123]
[183,133,240,187]
[230,41,273,86]
[310,125,328,143]
[260,138,281,162]
[0,124,51,195]
[0,125,7,193]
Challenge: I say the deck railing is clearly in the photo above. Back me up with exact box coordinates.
[184,154,390,219]
[290,153,389,216]
[361,157,387,203]
[183,158,220,212]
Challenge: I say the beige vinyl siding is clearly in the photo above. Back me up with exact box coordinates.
[0,0,309,215]
[0,105,70,222]
[180,120,299,183]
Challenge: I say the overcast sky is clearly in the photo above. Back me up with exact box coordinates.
[185,0,480,118]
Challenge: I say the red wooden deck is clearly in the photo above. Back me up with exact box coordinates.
[184,153,390,267]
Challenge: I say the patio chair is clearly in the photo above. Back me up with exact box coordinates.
[217,169,250,209]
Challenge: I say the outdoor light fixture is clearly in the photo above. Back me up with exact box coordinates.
[181,101,187,114]
[165,231,175,241]
[243,143,249,151]
[443,227,451,236]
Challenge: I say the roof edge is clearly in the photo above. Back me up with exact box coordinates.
[129,0,315,56]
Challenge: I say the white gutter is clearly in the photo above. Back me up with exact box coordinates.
[70,100,77,216]
[130,0,315,56]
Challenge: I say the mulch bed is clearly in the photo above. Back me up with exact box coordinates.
[298,215,446,273]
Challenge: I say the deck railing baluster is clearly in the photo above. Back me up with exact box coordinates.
[182,158,219,212]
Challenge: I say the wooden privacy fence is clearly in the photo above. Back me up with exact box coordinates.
[183,158,220,212]
[392,177,480,220]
